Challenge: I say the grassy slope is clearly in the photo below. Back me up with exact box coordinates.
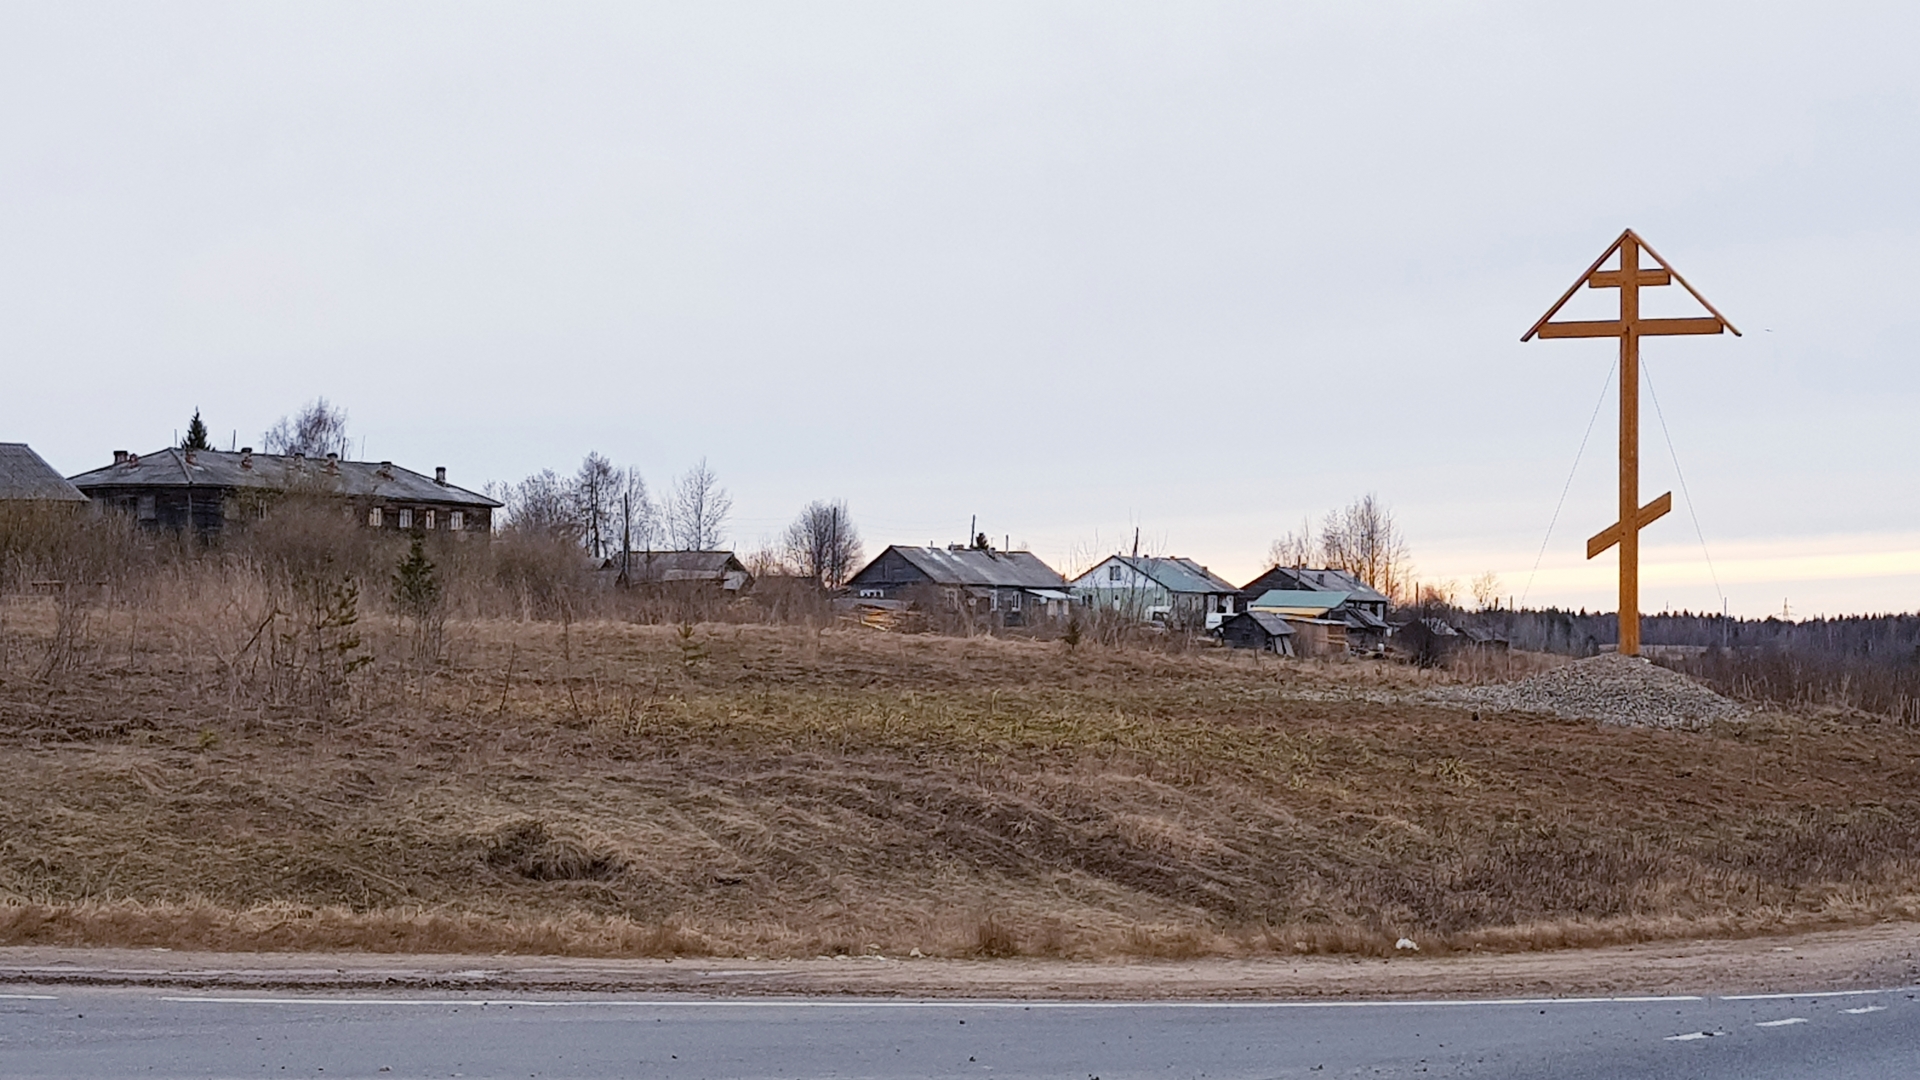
[3,610,1919,958]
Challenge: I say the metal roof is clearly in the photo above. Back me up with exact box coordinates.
[1226,611,1295,637]
[0,443,87,502]
[1247,589,1350,613]
[67,448,501,508]
[608,551,746,582]
[1277,567,1390,605]
[1075,555,1239,595]
[885,546,1068,589]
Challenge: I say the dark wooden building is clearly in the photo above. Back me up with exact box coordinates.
[67,447,500,538]
[1217,611,1296,655]
[0,443,87,506]
[845,543,1071,626]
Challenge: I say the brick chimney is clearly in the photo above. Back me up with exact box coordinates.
[240,447,253,470]
[434,466,447,486]
[113,450,129,466]
[326,452,339,475]
[377,461,394,480]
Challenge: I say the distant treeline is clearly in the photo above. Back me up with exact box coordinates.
[1438,606,1920,723]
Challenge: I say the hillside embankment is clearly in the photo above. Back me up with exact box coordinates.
[3,600,1919,961]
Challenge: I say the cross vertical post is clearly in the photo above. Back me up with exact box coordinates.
[1522,230,1738,656]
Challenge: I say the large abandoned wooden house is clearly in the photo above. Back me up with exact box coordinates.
[67,447,500,538]
[844,543,1071,626]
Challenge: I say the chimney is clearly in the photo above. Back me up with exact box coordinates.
[183,449,197,466]
[434,466,447,486]
[377,461,394,479]
[240,447,253,470]
[326,452,339,475]
[113,450,129,466]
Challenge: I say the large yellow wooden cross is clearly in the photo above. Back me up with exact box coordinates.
[1523,229,1738,656]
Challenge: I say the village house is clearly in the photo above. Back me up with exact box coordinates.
[844,542,1072,627]
[1069,555,1239,629]
[66,447,499,538]
[1242,589,1352,658]
[1239,566,1392,652]
[606,550,753,593]
[0,443,87,507]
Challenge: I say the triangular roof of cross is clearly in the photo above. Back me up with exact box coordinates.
[1521,228,1741,342]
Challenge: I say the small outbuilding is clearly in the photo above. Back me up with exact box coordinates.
[1217,611,1296,655]
[608,550,753,593]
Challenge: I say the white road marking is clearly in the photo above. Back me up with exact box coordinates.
[1841,1006,1888,1015]
[1755,1018,1809,1028]
[1665,1031,1721,1041]
[0,994,57,1000]
[158,994,1704,1010]
[1722,989,1899,1000]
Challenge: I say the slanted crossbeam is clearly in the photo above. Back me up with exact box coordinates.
[1523,230,1738,656]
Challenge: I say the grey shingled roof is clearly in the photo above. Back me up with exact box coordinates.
[67,448,500,508]
[889,546,1068,590]
[610,551,746,582]
[1278,567,1390,606]
[0,443,87,502]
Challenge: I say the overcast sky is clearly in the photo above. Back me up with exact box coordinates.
[4,2,1917,616]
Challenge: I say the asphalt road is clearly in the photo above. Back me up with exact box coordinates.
[2,986,1916,1079]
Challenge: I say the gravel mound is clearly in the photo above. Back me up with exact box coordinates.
[1459,653,1745,729]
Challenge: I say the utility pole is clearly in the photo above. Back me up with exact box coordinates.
[1524,229,1739,656]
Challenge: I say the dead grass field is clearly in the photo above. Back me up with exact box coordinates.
[3,597,1919,960]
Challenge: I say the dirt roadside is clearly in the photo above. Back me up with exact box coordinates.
[4,924,1918,1000]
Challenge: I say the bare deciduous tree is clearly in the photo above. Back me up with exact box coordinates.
[667,458,731,551]
[263,399,352,458]
[1319,494,1411,602]
[495,470,579,540]
[1471,571,1502,611]
[1265,518,1316,569]
[783,500,862,589]
[572,452,620,560]
[618,469,659,554]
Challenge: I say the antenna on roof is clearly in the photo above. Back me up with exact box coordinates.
[969,515,976,546]
[1132,527,1139,558]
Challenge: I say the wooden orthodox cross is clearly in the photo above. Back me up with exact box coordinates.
[1522,230,1738,656]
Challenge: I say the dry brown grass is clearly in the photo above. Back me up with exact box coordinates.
[3,585,1920,960]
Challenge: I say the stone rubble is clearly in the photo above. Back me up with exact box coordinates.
[1447,652,1745,730]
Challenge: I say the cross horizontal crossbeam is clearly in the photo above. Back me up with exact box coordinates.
[1536,317,1727,339]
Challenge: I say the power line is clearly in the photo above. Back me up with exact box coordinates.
[1520,358,1616,608]
[1641,357,1726,610]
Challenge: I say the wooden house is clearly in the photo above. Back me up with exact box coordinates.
[66,447,499,538]
[607,550,753,593]
[844,543,1071,627]
[1070,555,1239,629]
[0,443,87,506]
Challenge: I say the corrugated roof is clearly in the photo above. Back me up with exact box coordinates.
[0,443,87,502]
[1247,589,1350,613]
[889,546,1068,589]
[1280,567,1390,605]
[608,551,745,581]
[1077,556,1238,595]
[67,448,501,508]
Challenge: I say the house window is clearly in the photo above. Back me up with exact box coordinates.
[368,507,383,527]
[449,511,464,531]
[398,508,413,529]
[1108,564,1122,581]
[425,510,436,530]
[137,495,156,521]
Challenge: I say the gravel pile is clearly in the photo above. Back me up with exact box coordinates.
[1455,653,1745,729]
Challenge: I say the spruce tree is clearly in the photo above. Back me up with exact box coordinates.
[182,409,212,451]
